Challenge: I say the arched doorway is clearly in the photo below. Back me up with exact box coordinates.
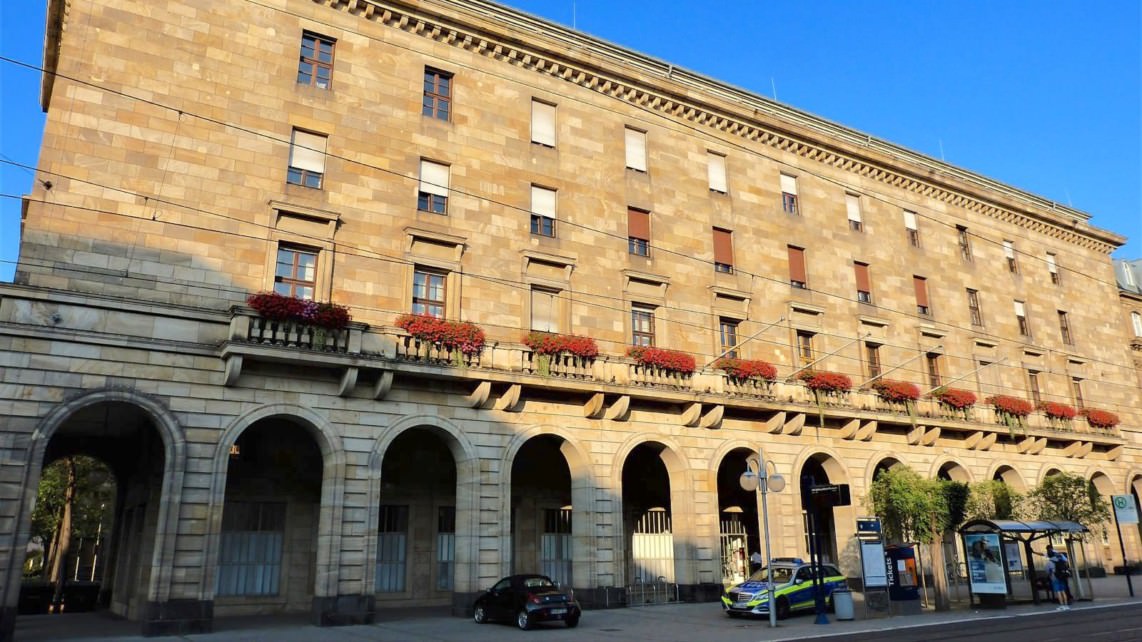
[715,448,759,586]
[992,465,1027,492]
[797,454,849,565]
[872,456,903,482]
[1089,472,1118,571]
[621,442,682,601]
[936,461,970,483]
[510,436,572,586]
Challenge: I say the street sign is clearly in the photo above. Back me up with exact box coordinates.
[856,517,882,535]
[809,483,851,507]
[1113,495,1139,525]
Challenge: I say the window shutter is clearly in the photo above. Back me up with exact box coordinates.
[854,262,871,292]
[780,173,798,195]
[788,246,807,283]
[1046,253,1058,274]
[708,152,727,192]
[625,128,646,171]
[913,276,929,307]
[1014,300,1025,316]
[531,185,556,217]
[628,208,650,240]
[1004,241,1015,259]
[846,194,862,223]
[903,210,918,230]
[713,228,733,266]
[531,100,556,146]
[290,130,326,172]
[419,160,449,196]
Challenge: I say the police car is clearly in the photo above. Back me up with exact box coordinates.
[721,558,847,619]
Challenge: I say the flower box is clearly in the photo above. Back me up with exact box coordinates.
[522,332,599,358]
[626,346,696,375]
[395,314,486,364]
[930,387,977,410]
[247,292,350,329]
[1039,401,1077,421]
[796,370,852,394]
[1082,408,1120,429]
[713,357,777,381]
[871,379,920,404]
[986,395,1033,418]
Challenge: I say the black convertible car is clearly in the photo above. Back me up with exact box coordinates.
[472,574,581,630]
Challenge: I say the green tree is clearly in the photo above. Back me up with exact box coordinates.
[29,456,115,585]
[1017,472,1110,531]
[965,480,1019,522]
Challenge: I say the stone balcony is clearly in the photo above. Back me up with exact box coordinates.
[219,308,1125,460]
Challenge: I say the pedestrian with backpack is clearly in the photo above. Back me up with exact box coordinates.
[1047,545,1071,611]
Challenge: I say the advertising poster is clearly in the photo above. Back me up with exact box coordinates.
[1003,542,1022,572]
[860,540,888,588]
[964,533,1006,594]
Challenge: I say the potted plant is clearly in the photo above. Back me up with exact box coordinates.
[626,346,696,375]
[713,357,778,381]
[245,292,351,349]
[522,332,599,376]
[1081,408,1120,430]
[986,395,1033,435]
[796,370,853,428]
[929,387,977,419]
[870,379,920,404]
[395,314,486,365]
[1039,401,1077,428]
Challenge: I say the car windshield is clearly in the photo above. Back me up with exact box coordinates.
[749,566,794,584]
[523,577,556,590]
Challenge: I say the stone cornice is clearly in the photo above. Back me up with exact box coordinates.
[314,0,1124,254]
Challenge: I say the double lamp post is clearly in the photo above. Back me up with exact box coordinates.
[740,448,785,628]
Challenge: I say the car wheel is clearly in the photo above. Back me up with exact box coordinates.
[517,609,531,630]
[776,597,791,620]
[473,604,488,624]
[565,613,579,628]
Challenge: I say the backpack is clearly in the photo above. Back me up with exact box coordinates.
[1054,555,1071,579]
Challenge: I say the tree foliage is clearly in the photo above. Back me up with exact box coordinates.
[1017,472,1110,530]
[965,480,1020,522]
[28,456,116,577]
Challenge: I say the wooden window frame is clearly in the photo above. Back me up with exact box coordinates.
[422,68,453,121]
[957,226,973,262]
[631,304,656,346]
[719,318,740,359]
[1058,310,1073,345]
[796,330,814,365]
[854,262,872,304]
[274,245,319,300]
[713,227,734,274]
[1027,370,1042,405]
[967,288,983,327]
[412,267,448,318]
[287,129,326,189]
[1071,377,1085,410]
[866,342,882,379]
[926,353,942,389]
[297,32,335,89]
[788,245,808,289]
[628,207,650,257]
[914,276,931,316]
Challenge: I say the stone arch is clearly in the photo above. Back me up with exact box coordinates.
[791,445,851,488]
[986,463,1027,492]
[201,403,346,601]
[791,447,853,568]
[706,438,760,495]
[10,387,187,610]
[931,459,972,483]
[1037,465,1068,485]
[1127,470,1142,497]
[865,451,906,484]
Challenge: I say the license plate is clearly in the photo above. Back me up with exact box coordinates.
[549,608,567,615]
[733,602,748,609]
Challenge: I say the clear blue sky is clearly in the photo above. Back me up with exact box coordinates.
[1,0,1139,283]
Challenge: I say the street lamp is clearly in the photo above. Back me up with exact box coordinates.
[740,449,785,628]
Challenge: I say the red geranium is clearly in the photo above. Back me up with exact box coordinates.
[929,387,977,410]
[523,332,599,358]
[986,395,1033,418]
[395,314,486,356]
[871,379,921,403]
[626,346,696,375]
[246,292,351,329]
[714,357,778,381]
[1039,401,1077,421]
[797,370,852,393]
[1082,408,1120,429]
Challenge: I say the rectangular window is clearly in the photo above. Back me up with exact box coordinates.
[1014,300,1030,337]
[846,193,863,232]
[436,506,456,591]
[713,227,733,273]
[530,185,556,237]
[780,174,799,215]
[1058,310,1073,345]
[788,245,808,289]
[216,502,286,597]
[976,360,996,397]
[297,32,334,89]
[417,160,449,214]
[531,99,556,147]
[287,129,326,189]
[1047,253,1060,285]
[958,225,973,262]
[376,505,409,592]
[854,261,872,304]
[1004,240,1019,273]
[1133,311,1142,337]
[412,268,447,318]
[926,353,942,389]
[967,288,983,326]
[796,330,814,365]
[631,304,655,346]
[1071,377,1085,410]
[422,68,452,121]
[914,276,930,316]
[708,152,727,193]
[540,508,572,587]
[866,342,882,379]
[530,287,560,333]
[628,207,650,256]
[903,210,920,247]
[625,127,647,172]
[1027,370,1041,405]
[719,318,739,358]
[274,245,317,299]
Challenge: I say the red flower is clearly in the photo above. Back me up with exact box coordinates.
[929,387,977,410]
[871,379,921,403]
[1039,401,1077,420]
[626,346,696,375]
[1082,408,1120,429]
[986,395,1033,418]
[523,332,599,358]
[797,370,853,393]
[714,357,777,381]
[395,314,486,356]
[246,292,351,329]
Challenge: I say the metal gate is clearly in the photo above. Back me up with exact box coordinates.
[540,508,572,587]
[628,508,678,605]
[720,517,749,585]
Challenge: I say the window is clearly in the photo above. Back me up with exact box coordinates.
[903,210,920,247]
[967,288,983,326]
[788,245,808,289]
[1058,310,1073,345]
[631,304,655,346]
[1126,265,1138,287]
[865,342,882,379]
[957,225,972,262]
[274,246,317,299]
[713,227,733,273]
[1014,300,1030,337]
[297,32,334,89]
[976,360,996,397]
[780,174,799,215]
[628,207,650,256]
[412,268,446,317]
[708,152,727,193]
[530,185,556,237]
[914,276,930,316]
[375,505,409,592]
[846,193,863,232]
[719,318,739,358]
[1046,253,1060,285]
[1027,370,1041,405]
[796,331,814,365]
[1133,311,1142,337]
[417,160,449,214]
[625,127,647,172]
[531,99,556,147]
[287,129,326,188]
[1003,240,1019,273]
[436,507,456,591]
[422,68,452,121]
[216,502,286,597]
[530,287,560,333]
[854,262,872,304]
[926,353,942,389]
[1071,377,1085,410]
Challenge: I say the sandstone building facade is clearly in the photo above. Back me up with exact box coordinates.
[2,0,1140,637]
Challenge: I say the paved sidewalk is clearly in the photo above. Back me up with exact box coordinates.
[15,576,1141,642]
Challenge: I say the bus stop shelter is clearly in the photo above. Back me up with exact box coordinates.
[959,519,1090,606]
